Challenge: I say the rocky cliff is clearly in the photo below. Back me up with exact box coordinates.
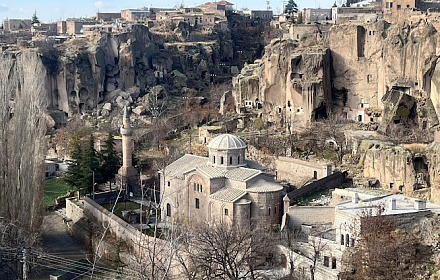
[12,17,271,119]
[232,20,440,129]
[232,39,332,128]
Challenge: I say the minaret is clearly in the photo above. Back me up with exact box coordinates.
[118,106,139,193]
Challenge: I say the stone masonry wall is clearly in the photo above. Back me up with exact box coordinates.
[286,206,335,229]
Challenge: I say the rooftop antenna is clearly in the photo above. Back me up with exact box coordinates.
[266,0,271,10]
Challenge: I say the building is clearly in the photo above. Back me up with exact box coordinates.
[250,10,273,19]
[3,19,32,32]
[303,8,332,23]
[121,9,150,22]
[160,134,284,227]
[57,19,97,35]
[331,6,379,23]
[96,12,121,22]
[383,0,440,13]
[31,23,57,37]
[281,189,436,280]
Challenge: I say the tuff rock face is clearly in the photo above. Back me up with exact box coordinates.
[232,38,332,128]
[231,20,440,129]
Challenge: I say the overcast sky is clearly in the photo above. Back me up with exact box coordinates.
[0,0,338,23]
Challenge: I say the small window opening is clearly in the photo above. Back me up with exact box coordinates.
[224,208,228,215]
[195,198,200,209]
[221,157,224,164]
[166,203,171,217]
[332,258,337,269]
[229,157,232,165]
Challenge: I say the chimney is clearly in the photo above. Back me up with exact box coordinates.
[388,198,397,210]
[414,200,426,210]
[352,193,360,204]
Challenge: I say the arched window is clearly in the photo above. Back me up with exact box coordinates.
[345,234,350,247]
[314,171,318,179]
[268,207,271,216]
[166,203,171,217]
[229,156,232,164]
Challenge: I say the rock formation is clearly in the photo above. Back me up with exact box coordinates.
[231,20,440,130]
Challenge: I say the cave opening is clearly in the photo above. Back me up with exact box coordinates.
[413,156,430,190]
[314,103,328,120]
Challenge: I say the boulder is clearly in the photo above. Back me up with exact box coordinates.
[133,105,146,115]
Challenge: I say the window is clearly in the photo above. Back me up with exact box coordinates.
[166,203,171,217]
[194,183,196,191]
[221,157,224,164]
[341,234,344,245]
[274,207,277,215]
[167,181,170,187]
[195,198,200,209]
[397,4,401,10]
[324,256,329,267]
[332,258,337,269]
[213,156,216,163]
[313,171,318,179]
[229,157,232,165]
[200,184,203,192]
[238,156,240,164]
[390,2,393,8]
[346,234,350,247]
[224,208,228,215]
[268,208,271,216]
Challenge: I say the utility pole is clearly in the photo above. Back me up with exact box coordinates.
[92,171,95,200]
[189,133,192,154]
[22,248,28,280]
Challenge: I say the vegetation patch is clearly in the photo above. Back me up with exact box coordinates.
[44,178,71,206]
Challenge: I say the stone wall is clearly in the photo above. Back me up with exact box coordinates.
[66,198,85,223]
[83,196,143,249]
[286,206,335,229]
[286,171,346,201]
[276,157,332,183]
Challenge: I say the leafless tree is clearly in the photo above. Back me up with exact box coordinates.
[0,51,48,277]
[281,228,308,280]
[307,230,329,280]
[340,207,432,280]
[182,221,272,280]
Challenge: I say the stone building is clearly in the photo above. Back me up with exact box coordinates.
[121,9,150,22]
[281,189,436,280]
[303,8,332,23]
[3,19,32,32]
[160,134,283,227]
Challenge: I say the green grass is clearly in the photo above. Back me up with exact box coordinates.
[44,178,71,206]
[100,201,149,219]
[293,189,332,206]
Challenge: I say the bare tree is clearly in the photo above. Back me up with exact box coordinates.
[182,221,271,280]
[340,207,432,280]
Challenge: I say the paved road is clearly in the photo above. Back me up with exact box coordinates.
[30,211,89,279]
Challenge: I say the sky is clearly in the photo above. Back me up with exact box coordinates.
[0,0,337,23]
